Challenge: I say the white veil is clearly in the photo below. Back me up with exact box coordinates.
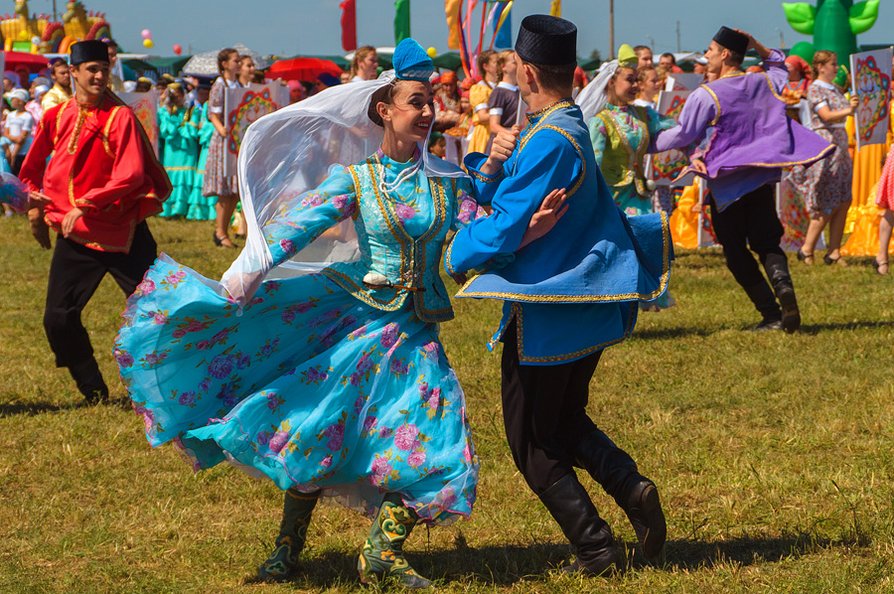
[220,71,467,300]
[574,60,619,122]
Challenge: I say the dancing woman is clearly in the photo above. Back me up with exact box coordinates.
[577,44,678,310]
[581,44,677,217]
[115,39,562,588]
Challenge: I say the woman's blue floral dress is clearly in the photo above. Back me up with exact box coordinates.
[115,153,480,524]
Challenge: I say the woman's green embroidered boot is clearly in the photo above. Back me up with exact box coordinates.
[357,493,432,589]
[257,488,320,582]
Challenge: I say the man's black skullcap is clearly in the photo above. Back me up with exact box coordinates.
[713,26,749,56]
[515,14,577,66]
[70,40,110,66]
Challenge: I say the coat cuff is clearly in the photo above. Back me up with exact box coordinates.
[463,152,504,184]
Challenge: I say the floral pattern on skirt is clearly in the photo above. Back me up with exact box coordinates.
[800,127,852,218]
[114,255,478,524]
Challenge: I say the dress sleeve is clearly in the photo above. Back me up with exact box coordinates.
[208,81,225,116]
[445,130,582,275]
[262,164,359,268]
[588,115,608,167]
[470,84,490,115]
[488,88,507,117]
[450,177,482,232]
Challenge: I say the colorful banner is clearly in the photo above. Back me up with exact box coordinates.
[445,0,462,50]
[850,48,892,150]
[493,1,512,49]
[395,0,411,45]
[340,0,357,52]
[646,90,694,187]
[550,0,562,17]
[664,73,703,92]
[223,83,290,176]
[118,90,159,157]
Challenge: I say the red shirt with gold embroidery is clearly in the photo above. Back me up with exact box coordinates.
[20,93,172,253]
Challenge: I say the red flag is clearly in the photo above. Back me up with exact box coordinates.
[340,0,357,52]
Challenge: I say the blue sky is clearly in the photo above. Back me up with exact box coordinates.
[20,0,894,58]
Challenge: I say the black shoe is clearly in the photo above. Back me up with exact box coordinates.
[69,359,109,404]
[775,285,801,334]
[763,253,800,333]
[752,317,783,331]
[621,477,667,562]
[742,282,782,326]
[539,474,625,577]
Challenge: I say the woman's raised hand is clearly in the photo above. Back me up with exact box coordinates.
[520,188,569,248]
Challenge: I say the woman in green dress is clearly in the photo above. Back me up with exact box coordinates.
[158,83,198,218]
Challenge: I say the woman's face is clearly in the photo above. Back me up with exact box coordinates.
[460,96,471,113]
[224,52,240,76]
[611,67,639,105]
[639,70,659,99]
[819,57,838,80]
[484,54,499,77]
[379,81,434,144]
[786,61,801,82]
[360,52,379,79]
[240,58,255,80]
[501,53,517,78]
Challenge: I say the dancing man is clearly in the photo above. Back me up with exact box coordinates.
[445,15,671,575]
[20,40,170,403]
[654,28,832,332]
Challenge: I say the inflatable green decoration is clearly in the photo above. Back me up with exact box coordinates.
[782,0,880,64]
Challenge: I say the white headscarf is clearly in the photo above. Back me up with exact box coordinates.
[220,71,467,302]
[574,59,620,122]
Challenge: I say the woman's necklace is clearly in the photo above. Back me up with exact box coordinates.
[374,147,421,201]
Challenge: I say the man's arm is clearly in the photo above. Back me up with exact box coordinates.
[445,130,580,275]
[651,89,715,153]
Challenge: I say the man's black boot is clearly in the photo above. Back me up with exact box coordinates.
[539,474,625,576]
[742,281,783,331]
[574,431,667,562]
[69,358,109,404]
[763,253,800,333]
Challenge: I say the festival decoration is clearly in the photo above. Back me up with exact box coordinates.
[789,40,815,62]
[445,0,461,50]
[0,1,112,54]
[453,1,516,78]
[849,47,891,150]
[140,28,151,39]
[492,1,512,49]
[664,73,703,92]
[173,43,182,55]
[427,46,437,58]
[550,0,561,17]
[340,0,357,52]
[223,83,290,176]
[782,0,880,65]
[646,91,695,187]
[142,38,153,49]
[394,0,410,45]
[118,90,160,156]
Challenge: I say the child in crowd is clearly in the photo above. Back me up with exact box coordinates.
[3,89,34,175]
[487,50,521,146]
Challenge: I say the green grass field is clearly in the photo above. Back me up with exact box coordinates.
[1,216,893,593]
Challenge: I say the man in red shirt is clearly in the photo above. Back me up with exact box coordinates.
[21,40,171,403]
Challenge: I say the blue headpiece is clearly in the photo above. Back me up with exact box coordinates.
[393,38,433,82]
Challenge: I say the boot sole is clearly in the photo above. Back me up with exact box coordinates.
[777,288,800,334]
[629,483,667,562]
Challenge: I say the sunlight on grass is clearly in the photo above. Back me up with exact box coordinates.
[1,216,892,593]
